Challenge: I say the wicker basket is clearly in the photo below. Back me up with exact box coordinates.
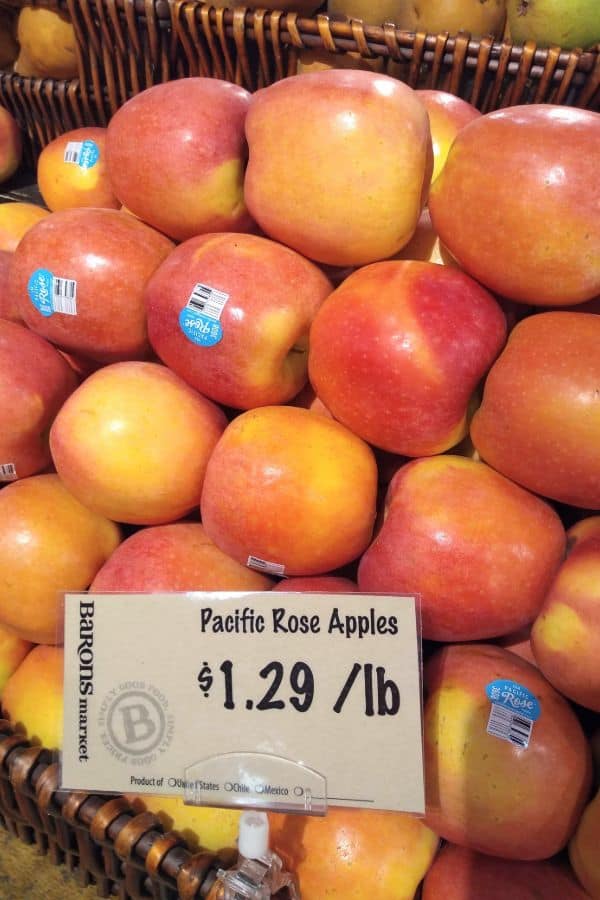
[0,716,267,899]
[1,0,599,164]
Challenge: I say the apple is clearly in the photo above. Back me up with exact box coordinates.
[50,361,227,525]
[423,643,592,860]
[568,515,600,549]
[106,78,253,242]
[308,261,507,456]
[201,406,378,577]
[290,382,333,418]
[0,202,49,252]
[145,232,332,410]
[496,626,537,666]
[0,105,21,185]
[2,645,64,750]
[0,474,121,643]
[422,842,589,899]
[570,787,600,898]
[244,70,433,267]
[394,208,459,266]
[269,806,439,900]
[507,0,600,49]
[10,207,173,364]
[0,249,20,322]
[470,312,600,509]
[37,127,120,212]
[0,624,32,696]
[429,106,600,306]
[391,0,507,37]
[272,576,359,592]
[530,527,600,711]
[126,794,241,853]
[0,319,78,481]
[358,456,566,642]
[416,91,480,183]
[90,522,274,593]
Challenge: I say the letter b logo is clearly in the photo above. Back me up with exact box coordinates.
[107,690,166,755]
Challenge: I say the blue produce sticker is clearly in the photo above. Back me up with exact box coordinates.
[179,282,229,348]
[485,680,540,750]
[27,268,54,317]
[27,269,78,317]
[64,139,100,169]
[179,308,223,347]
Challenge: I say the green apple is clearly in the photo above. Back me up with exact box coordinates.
[507,0,600,49]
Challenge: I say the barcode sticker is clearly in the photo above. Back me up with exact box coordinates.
[0,463,17,482]
[485,679,540,751]
[179,283,229,349]
[64,141,83,163]
[51,276,78,316]
[247,556,286,577]
[64,139,99,170]
[487,704,533,749]
[27,269,77,317]
[186,283,229,321]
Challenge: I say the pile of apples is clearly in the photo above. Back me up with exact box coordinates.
[0,71,600,899]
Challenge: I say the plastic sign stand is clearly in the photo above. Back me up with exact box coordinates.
[183,752,327,815]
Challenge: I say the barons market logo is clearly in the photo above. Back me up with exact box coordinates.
[98,681,174,764]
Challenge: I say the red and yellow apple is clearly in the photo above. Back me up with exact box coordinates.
[37,127,120,212]
[10,208,173,364]
[90,522,274,593]
[470,312,600,509]
[244,70,433,267]
[50,362,227,525]
[496,626,537,666]
[531,526,600,711]
[2,645,64,749]
[106,78,253,242]
[423,842,589,899]
[0,474,121,643]
[423,643,592,860]
[269,806,439,900]
[201,406,378,576]
[0,202,49,252]
[0,249,21,322]
[358,455,566,642]
[570,787,600,898]
[416,90,480,183]
[429,106,600,305]
[308,261,506,456]
[394,208,458,266]
[0,624,32,696]
[0,319,78,480]
[0,105,21,185]
[145,232,332,409]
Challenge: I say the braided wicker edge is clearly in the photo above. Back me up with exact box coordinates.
[0,718,241,900]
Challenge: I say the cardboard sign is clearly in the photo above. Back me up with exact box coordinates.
[61,592,424,814]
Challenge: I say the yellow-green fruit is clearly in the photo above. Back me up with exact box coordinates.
[2,645,64,750]
[126,794,241,853]
[327,0,403,24]
[393,0,507,38]
[507,0,600,49]
[16,6,78,79]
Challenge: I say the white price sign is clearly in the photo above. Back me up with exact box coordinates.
[61,592,424,814]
